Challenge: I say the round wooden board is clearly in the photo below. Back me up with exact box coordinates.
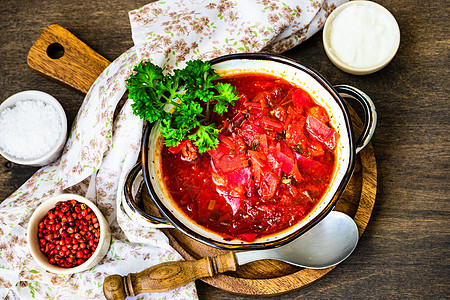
[141,102,377,296]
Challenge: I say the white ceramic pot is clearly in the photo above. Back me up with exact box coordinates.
[125,53,376,250]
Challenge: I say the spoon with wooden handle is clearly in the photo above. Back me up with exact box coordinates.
[103,211,359,299]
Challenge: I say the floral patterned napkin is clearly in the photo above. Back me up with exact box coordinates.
[0,0,346,299]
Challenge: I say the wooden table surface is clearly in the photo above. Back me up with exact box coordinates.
[0,0,448,299]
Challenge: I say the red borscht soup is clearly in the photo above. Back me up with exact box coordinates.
[161,73,339,242]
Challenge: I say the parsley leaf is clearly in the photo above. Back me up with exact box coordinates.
[126,59,239,153]
[213,82,240,114]
[189,123,219,153]
[127,62,167,123]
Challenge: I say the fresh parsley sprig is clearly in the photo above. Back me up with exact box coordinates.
[126,59,239,153]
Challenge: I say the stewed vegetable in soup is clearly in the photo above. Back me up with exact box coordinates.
[161,73,339,242]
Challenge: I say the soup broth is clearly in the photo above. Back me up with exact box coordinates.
[161,73,339,242]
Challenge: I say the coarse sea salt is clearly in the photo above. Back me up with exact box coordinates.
[0,99,62,160]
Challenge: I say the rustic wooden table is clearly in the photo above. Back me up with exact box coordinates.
[0,0,448,299]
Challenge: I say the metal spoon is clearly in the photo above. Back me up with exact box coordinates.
[236,210,359,269]
[103,211,359,299]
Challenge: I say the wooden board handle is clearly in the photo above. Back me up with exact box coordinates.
[103,252,237,299]
[27,24,111,94]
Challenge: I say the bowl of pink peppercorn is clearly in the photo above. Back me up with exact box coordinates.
[27,194,111,274]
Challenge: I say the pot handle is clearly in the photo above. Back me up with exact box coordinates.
[334,85,377,154]
[124,162,172,226]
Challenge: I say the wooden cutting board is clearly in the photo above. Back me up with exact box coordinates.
[142,103,376,295]
[28,24,377,296]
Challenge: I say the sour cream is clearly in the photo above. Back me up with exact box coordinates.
[323,1,400,74]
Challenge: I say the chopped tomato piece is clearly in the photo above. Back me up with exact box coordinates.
[208,141,230,160]
[251,161,262,185]
[168,139,188,154]
[279,156,294,174]
[208,141,248,174]
[259,116,284,133]
[233,132,247,151]
[307,140,325,157]
[219,134,235,150]
[285,121,307,150]
[224,196,243,215]
[237,233,258,242]
[254,92,269,111]
[271,106,287,122]
[248,150,268,162]
[258,134,269,154]
[243,102,263,109]
[226,167,252,188]
[266,153,282,178]
[291,164,303,182]
[293,88,312,109]
[237,122,265,145]
[295,153,330,179]
[213,155,248,173]
[279,140,294,156]
[268,88,281,103]
[258,167,280,199]
[305,115,339,150]
[309,106,330,124]
[276,142,295,174]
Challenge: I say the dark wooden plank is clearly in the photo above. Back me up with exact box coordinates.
[0,0,448,299]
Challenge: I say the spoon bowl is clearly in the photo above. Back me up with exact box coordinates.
[235,211,360,269]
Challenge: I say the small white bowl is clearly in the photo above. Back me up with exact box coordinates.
[323,1,400,75]
[27,194,111,274]
[0,90,67,166]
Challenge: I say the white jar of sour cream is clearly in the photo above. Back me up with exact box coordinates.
[323,1,400,75]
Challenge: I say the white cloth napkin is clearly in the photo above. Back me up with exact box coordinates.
[0,0,346,299]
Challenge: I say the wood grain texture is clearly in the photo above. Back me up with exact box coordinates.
[27,24,111,94]
[103,252,238,299]
[0,0,448,299]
